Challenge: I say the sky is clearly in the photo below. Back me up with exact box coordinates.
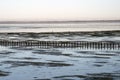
[0,0,120,21]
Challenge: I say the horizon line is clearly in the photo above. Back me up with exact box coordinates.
[0,20,120,24]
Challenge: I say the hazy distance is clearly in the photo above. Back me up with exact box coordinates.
[0,0,120,21]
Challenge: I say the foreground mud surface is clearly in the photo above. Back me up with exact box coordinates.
[0,31,120,80]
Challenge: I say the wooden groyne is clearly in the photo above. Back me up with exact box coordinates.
[0,39,120,50]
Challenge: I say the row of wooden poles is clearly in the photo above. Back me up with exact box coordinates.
[0,39,120,50]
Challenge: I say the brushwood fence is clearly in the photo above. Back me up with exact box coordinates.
[0,39,120,50]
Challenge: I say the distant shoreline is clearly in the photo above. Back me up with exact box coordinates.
[0,30,120,34]
[0,20,120,24]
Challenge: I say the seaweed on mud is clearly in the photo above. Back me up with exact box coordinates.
[116,60,120,61]
[0,51,15,58]
[22,57,38,60]
[85,73,120,80]
[0,51,15,55]
[95,53,117,56]
[18,33,39,38]
[84,77,113,80]
[94,61,108,64]
[93,64,103,67]
[12,57,39,60]
[0,70,10,77]
[70,55,110,59]
[53,73,120,80]
[53,75,86,78]
[10,47,35,50]
[2,61,73,68]
[88,31,118,37]
[46,60,65,63]
[76,51,118,57]
[27,33,39,38]
[76,51,96,54]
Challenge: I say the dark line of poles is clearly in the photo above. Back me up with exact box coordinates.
[0,39,120,50]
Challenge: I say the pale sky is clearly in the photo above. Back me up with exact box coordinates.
[0,0,120,21]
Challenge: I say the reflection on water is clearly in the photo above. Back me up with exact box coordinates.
[0,31,120,80]
[0,22,120,32]
[0,47,120,80]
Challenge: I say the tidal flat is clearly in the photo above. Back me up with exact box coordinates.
[0,31,120,80]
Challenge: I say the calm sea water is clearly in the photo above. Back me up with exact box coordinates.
[0,22,120,80]
[0,22,120,32]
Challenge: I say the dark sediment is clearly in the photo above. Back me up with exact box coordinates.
[2,61,73,68]
[0,70,10,77]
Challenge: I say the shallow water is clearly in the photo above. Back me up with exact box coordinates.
[0,22,120,32]
[0,47,120,80]
[0,31,120,80]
